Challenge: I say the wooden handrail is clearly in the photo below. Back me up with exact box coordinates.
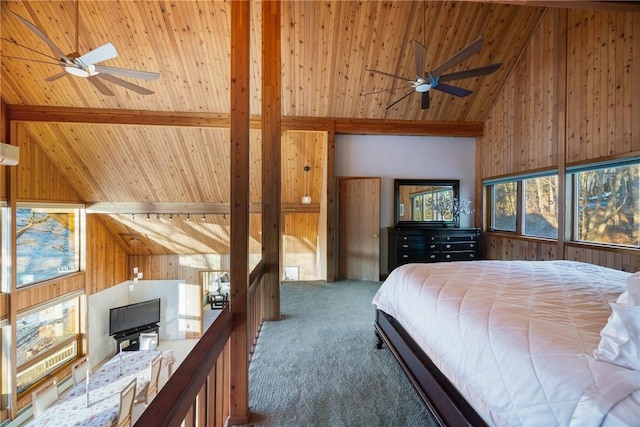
[134,307,232,426]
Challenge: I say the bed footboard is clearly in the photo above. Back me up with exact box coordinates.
[374,309,487,427]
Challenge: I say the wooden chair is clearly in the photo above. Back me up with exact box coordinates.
[31,378,59,418]
[117,378,137,427]
[71,356,91,386]
[135,353,162,406]
[138,332,158,351]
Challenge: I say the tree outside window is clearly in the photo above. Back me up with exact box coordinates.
[16,206,80,287]
[576,164,639,247]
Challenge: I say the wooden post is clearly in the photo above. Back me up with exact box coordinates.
[262,0,281,320]
[229,0,250,424]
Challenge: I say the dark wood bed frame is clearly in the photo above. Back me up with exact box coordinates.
[374,309,488,427]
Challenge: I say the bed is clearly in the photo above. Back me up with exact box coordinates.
[372,260,640,427]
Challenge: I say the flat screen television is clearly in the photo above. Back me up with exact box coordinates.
[109,298,161,336]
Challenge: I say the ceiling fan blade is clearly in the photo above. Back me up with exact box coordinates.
[11,11,71,63]
[45,72,69,82]
[439,63,502,82]
[87,76,115,96]
[432,82,473,98]
[421,91,430,109]
[78,43,118,66]
[94,65,160,81]
[96,73,155,95]
[413,40,426,78]
[386,89,415,109]
[431,36,484,77]
[365,68,414,83]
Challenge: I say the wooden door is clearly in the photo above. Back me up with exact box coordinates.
[338,177,380,281]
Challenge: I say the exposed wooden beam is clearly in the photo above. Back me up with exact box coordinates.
[228,0,250,423]
[334,118,484,137]
[8,105,483,137]
[86,202,260,214]
[460,0,640,12]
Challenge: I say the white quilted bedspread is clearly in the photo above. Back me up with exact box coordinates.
[372,260,640,427]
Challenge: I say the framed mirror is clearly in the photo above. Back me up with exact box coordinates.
[394,179,460,228]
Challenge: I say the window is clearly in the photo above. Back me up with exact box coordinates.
[572,161,639,247]
[16,204,81,287]
[16,295,81,393]
[524,175,558,238]
[492,181,517,232]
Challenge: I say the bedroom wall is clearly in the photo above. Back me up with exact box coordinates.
[477,8,640,272]
[335,134,476,274]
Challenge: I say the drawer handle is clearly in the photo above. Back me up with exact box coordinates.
[430,244,436,249]
[430,254,436,259]
[402,236,409,240]
[445,237,451,241]
[445,254,451,259]
[470,244,475,248]
[402,254,409,258]
[445,244,451,249]
[402,244,409,248]
[470,254,475,258]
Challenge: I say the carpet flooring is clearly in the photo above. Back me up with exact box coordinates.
[246,280,438,427]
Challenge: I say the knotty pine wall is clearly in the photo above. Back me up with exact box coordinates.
[477,8,640,272]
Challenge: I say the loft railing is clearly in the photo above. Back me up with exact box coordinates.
[134,261,266,426]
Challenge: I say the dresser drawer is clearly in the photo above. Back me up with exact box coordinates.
[397,240,439,251]
[441,242,476,251]
[441,251,477,262]
[397,233,439,242]
[397,252,440,263]
[441,234,478,242]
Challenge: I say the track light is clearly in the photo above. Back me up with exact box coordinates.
[156,213,160,219]
[202,213,206,221]
[186,213,191,221]
[131,213,135,220]
[169,213,173,221]
[146,213,151,220]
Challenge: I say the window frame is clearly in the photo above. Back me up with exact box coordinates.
[567,157,639,248]
[484,169,558,239]
[15,203,84,288]
[15,292,83,395]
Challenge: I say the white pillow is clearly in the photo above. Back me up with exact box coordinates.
[593,303,640,371]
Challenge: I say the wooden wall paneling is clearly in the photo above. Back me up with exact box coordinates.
[633,12,640,153]
[566,9,638,162]
[283,213,320,281]
[0,295,6,320]
[15,123,81,202]
[85,215,128,295]
[565,244,639,273]
[15,273,85,313]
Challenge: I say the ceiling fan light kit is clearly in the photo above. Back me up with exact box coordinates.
[364,36,501,110]
[9,10,159,95]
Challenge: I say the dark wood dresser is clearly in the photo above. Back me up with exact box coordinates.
[388,227,480,271]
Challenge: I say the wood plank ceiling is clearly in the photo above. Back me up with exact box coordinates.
[1,1,550,254]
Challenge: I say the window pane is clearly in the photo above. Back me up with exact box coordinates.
[16,297,79,367]
[524,176,558,238]
[493,182,517,231]
[16,206,79,286]
[576,163,639,247]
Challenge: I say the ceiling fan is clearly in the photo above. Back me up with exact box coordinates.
[5,10,160,96]
[364,36,501,109]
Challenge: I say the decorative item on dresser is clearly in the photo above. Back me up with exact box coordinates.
[388,227,480,272]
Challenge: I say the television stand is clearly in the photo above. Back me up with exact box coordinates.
[114,324,159,353]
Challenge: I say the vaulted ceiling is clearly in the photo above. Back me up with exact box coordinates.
[1,1,632,255]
